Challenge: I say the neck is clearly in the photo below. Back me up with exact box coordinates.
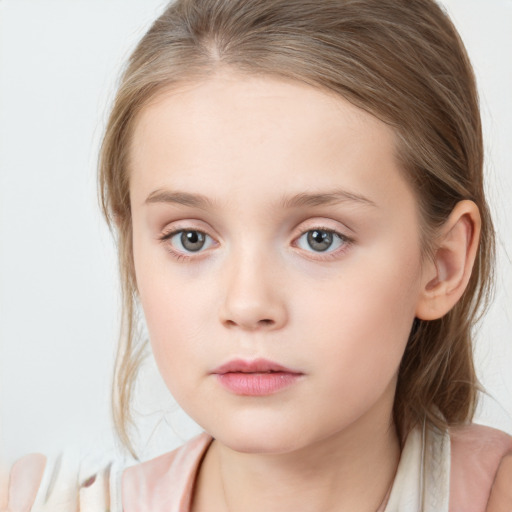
[192,400,400,512]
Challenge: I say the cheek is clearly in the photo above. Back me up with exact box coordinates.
[138,285,205,405]
[134,225,200,323]
[300,244,422,390]
[138,277,209,359]
[133,239,219,396]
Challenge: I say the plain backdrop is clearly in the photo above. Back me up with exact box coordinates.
[0,0,511,464]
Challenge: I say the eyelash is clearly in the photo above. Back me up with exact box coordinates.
[158,228,215,262]
[295,226,353,261]
[157,226,353,263]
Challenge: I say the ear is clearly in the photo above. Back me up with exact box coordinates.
[415,200,481,321]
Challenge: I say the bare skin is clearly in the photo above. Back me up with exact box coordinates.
[130,73,417,511]
[192,383,399,512]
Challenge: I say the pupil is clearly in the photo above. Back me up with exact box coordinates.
[181,231,205,251]
[308,230,332,252]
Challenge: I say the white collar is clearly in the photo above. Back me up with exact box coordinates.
[384,425,450,512]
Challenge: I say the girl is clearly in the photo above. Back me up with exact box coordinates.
[2,0,512,510]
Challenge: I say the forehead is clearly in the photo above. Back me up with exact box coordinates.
[129,72,412,213]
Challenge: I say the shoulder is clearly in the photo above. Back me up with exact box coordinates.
[0,452,121,512]
[449,423,512,512]
[0,454,47,511]
[122,432,213,512]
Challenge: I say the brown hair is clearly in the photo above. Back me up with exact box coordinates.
[99,0,494,454]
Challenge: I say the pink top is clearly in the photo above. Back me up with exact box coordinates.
[1,423,511,511]
[122,423,512,512]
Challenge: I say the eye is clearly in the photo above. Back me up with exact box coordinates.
[295,228,348,253]
[161,229,215,254]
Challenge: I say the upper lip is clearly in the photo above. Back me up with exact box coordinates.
[212,358,302,375]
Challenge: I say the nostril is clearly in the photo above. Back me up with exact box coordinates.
[223,318,275,330]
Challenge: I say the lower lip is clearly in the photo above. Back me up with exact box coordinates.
[216,372,301,396]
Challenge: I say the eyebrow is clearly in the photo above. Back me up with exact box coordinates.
[145,190,218,210]
[279,189,376,209]
[144,188,377,209]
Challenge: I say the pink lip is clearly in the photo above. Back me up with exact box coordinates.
[212,358,303,396]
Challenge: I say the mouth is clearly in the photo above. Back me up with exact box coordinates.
[212,358,304,396]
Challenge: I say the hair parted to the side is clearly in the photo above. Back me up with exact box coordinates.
[99,0,494,455]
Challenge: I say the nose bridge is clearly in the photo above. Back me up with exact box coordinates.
[219,236,287,331]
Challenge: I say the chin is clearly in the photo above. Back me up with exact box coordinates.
[221,431,303,455]
[205,414,309,455]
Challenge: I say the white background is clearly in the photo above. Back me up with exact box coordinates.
[1,0,511,464]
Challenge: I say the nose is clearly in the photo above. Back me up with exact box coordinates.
[218,248,288,332]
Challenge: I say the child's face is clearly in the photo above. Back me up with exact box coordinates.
[129,72,426,454]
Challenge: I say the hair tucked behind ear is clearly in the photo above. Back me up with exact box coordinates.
[99,0,494,453]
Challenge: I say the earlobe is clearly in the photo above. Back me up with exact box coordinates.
[415,200,481,321]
